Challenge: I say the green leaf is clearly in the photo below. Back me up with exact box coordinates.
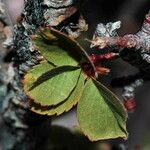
[30,73,85,115]
[33,28,96,74]
[47,28,93,65]
[77,79,128,141]
[23,61,81,106]
[33,35,78,66]
[23,27,128,141]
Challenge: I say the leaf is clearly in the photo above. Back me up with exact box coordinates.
[48,28,94,65]
[23,61,81,106]
[30,73,85,115]
[24,27,128,141]
[28,65,80,91]
[93,79,127,133]
[33,36,78,66]
[77,79,128,141]
[33,27,96,75]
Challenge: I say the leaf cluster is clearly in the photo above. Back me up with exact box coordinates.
[23,27,128,141]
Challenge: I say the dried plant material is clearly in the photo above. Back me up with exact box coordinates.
[66,15,88,38]
[89,21,121,50]
[43,0,79,27]
[44,6,78,26]
[90,37,108,49]
[43,0,74,8]
[93,21,121,38]
[43,0,88,38]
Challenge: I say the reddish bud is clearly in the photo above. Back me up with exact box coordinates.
[90,53,118,63]
[95,66,110,75]
[81,62,95,78]
[124,99,136,112]
[145,13,150,24]
[117,37,128,47]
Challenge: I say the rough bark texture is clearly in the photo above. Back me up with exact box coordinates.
[0,1,54,149]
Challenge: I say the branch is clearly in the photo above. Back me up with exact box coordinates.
[90,11,150,63]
